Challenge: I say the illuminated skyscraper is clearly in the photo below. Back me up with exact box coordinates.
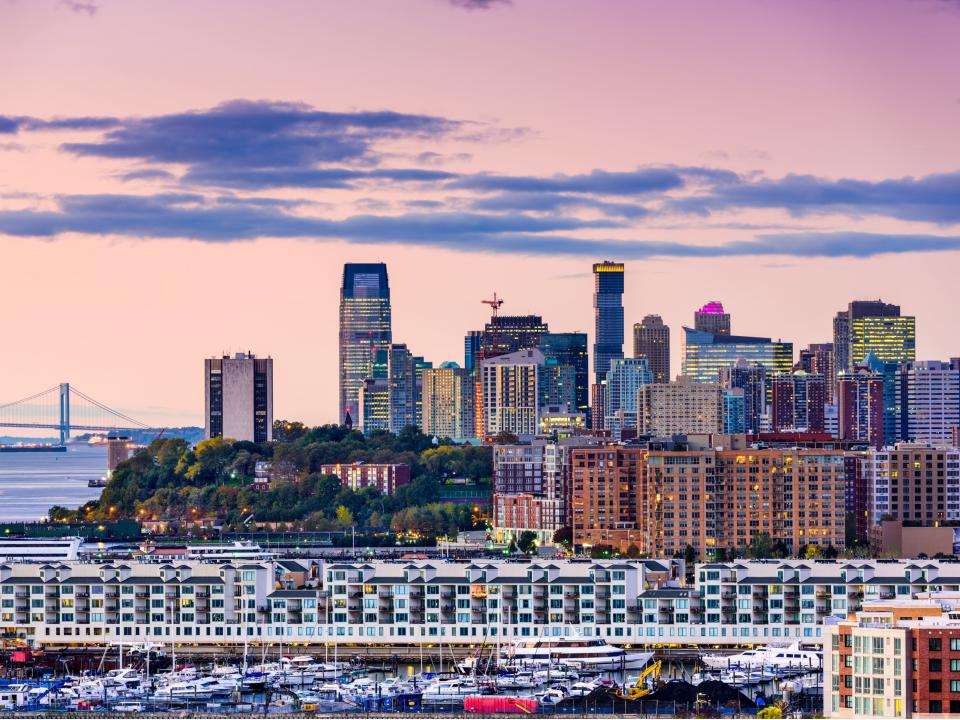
[694,301,731,336]
[833,299,902,372]
[849,316,916,369]
[682,327,793,385]
[387,343,416,433]
[540,332,589,418]
[463,330,482,371]
[633,315,671,384]
[339,263,392,425]
[718,359,767,434]
[603,357,653,432]
[592,261,624,385]
[421,363,475,440]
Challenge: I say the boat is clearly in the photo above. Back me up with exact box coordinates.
[503,633,653,671]
[152,676,235,700]
[701,642,822,670]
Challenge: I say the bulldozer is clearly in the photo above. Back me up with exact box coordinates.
[616,659,662,700]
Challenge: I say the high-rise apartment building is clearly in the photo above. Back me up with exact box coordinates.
[694,301,731,336]
[603,357,653,432]
[638,376,723,437]
[339,263,392,425]
[570,446,643,551]
[204,352,273,443]
[539,332,589,419]
[479,349,543,438]
[682,327,793,385]
[837,366,885,448]
[421,363,475,440]
[798,342,836,403]
[833,299,906,372]
[592,261,624,385]
[771,371,827,433]
[387,343,416,433]
[898,361,960,445]
[358,377,389,435]
[864,444,960,527]
[632,315,671,384]
[463,330,482,371]
[718,359,768,434]
[590,382,606,431]
[538,359,577,413]
[412,355,432,430]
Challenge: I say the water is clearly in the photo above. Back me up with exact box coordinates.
[0,444,106,520]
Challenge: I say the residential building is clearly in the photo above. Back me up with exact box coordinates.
[837,366,886,448]
[638,376,723,437]
[719,359,768,434]
[799,342,836,403]
[537,359,577,414]
[539,332,589,419]
[204,352,273,442]
[863,444,960,527]
[603,357,653,432]
[480,349,543,438]
[386,343,416,433]
[898,361,960,445]
[570,446,643,551]
[592,261,625,385]
[865,353,906,445]
[412,355,432,430]
[694,300,731,336]
[464,330,482,371]
[771,371,827,433]
[421,363,475,440]
[722,388,746,434]
[633,315,671,384]
[321,462,411,495]
[591,382,606,431]
[682,327,793,385]
[357,377,389,435]
[339,263,392,425]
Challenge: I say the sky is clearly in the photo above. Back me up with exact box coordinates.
[1,0,959,431]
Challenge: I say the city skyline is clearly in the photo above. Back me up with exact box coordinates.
[1,0,959,429]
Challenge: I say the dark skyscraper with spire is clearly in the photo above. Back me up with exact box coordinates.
[592,261,625,385]
[339,263,392,425]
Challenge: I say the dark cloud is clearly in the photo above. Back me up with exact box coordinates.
[453,166,736,196]
[118,168,176,183]
[181,166,457,190]
[470,192,649,218]
[0,115,120,133]
[669,171,960,223]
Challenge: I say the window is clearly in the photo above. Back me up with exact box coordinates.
[929,658,942,673]
[929,679,942,693]
[929,637,942,651]
[929,700,942,714]
[951,638,960,651]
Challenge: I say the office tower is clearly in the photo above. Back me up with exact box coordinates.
[463,330,482,371]
[638,448,847,558]
[603,357,653,432]
[722,388,746,433]
[421,363,475,440]
[833,299,904,372]
[204,352,273,443]
[479,349,543,438]
[592,261,625,385]
[590,382,606,431]
[479,315,549,360]
[718,359,768,434]
[865,445,960,527]
[837,366,885,448]
[412,355,432,430]
[771,371,826,433]
[632,315,671,384]
[539,332,589,418]
[638,375,723,437]
[694,301,731,336]
[798,342,836,403]
[339,263,392,425]
[849,316,916,370]
[537,359,577,413]
[682,327,793,385]
[386,343,416,433]
[898,361,960,445]
[358,378,389,435]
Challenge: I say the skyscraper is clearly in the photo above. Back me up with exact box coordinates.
[719,359,768,434]
[798,342,836,403]
[421,363,475,440]
[539,331,589,418]
[837,365,885,448]
[603,357,653,432]
[463,330,482,371]
[592,261,624,385]
[833,299,903,372]
[771,371,826,433]
[694,301,731,336]
[633,315,671,384]
[480,349,543,438]
[479,315,549,360]
[849,316,916,370]
[682,327,793,385]
[339,263,392,425]
[387,343,415,433]
[358,377,389,435]
[204,352,273,442]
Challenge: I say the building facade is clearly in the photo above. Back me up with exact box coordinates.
[204,352,273,443]
[540,332,589,419]
[719,359,768,434]
[387,343,416,434]
[480,349,543,438]
[771,371,827,433]
[694,301,731,336]
[603,357,654,432]
[421,364,475,440]
[321,462,411,495]
[899,361,960,445]
[837,367,886,448]
[633,315,671,384]
[682,327,793,386]
[863,445,960,528]
[638,376,723,437]
[592,261,625,385]
[834,300,901,373]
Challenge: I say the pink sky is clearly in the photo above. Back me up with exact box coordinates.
[0,0,958,430]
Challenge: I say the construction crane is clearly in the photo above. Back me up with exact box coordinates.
[481,292,504,318]
[616,659,662,700]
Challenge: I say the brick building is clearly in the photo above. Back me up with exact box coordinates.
[320,462,411,495]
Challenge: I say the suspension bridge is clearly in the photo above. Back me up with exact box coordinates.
[0,384,151,444]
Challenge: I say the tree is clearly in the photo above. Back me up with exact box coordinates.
[517,531,538,555]
[625,544,641,559]
[552,526,573,547]
[334,505,355,529]
[684,544,697,565]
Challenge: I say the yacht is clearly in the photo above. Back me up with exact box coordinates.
[152,676,235,700]
[504,634,653,671]
[701,642,822,670]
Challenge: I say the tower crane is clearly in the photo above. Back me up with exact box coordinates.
[482,293,504,318]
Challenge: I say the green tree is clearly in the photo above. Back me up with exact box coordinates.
[517,531,538,555]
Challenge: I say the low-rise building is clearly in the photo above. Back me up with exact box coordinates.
[320,462,411,495]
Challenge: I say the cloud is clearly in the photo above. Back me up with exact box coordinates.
[668,171,960,223]
[182,166,457,190]
[59,0,98,15]
[470,192,649,218]
[448,0,511,9]
[118,168,176,182]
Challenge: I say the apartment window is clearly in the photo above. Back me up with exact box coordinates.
[929,679,942,693]
[929,637,942,651]
[950,638,960,651]
[929,658,942,673]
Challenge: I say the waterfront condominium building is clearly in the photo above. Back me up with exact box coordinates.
[694,300,731,336]
[539,332,589,419]
[386,343,416,434]
[863,444,960,527]
[592,261,625,385]
[632,314,671,384]
[204,352,273,442]
[682,327,793,386]
[603,357,654,432]
[898,361,960,445]
[339,263,392,425]
[719,359,768,434]
[421,363,475,440]
[638,375,723,437]
[771,371,827,433]
[479,349,543,438]
[837,365,886,448]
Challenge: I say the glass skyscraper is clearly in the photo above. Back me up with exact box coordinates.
[339,263,392,425]
[849,316,916,369]
[683,327,793,386]
[603,357,653,431]
[539,331,589,419]
[592,261,624,385]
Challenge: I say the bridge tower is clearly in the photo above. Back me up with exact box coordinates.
[59,383,70,444]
